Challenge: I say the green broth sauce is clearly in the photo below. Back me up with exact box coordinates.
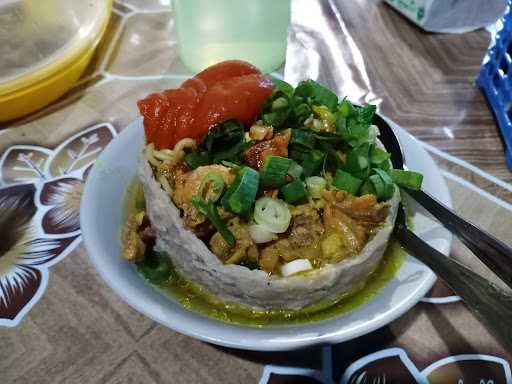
[125,179,406,327]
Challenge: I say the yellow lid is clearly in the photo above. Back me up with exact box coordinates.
[0,0,112,120]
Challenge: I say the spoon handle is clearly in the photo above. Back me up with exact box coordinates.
[406,189,512,289]
[394,221,512,352]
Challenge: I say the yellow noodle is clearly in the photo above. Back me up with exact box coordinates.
[174,138,197,153]
[145,138,196,192]
[153,150,173,161]
[169,138,197,166]
[145,143,161,167]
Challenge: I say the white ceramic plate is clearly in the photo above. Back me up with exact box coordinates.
[81,117,452,351]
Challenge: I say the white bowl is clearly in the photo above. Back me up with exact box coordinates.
[80,117,452,351]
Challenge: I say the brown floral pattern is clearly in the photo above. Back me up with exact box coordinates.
[0,123,116,326]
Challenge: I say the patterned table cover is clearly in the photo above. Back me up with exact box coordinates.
[1,1,512,383]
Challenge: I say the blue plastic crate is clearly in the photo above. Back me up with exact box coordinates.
[477,1,512,170]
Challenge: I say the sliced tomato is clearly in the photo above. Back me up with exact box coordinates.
[172,87,200,145]
[137,60,272,149]
[137,92,170,145]
[194,60,261,87]
[191,74,272,140]
[181,77,207,100]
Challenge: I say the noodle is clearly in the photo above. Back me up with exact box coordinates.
[145,143,161,167]
[144,138,197,194]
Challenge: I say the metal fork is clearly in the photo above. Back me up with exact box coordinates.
[373,114,512,351]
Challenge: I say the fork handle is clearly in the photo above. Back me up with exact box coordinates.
[406,189,512,289]
[394,223,512,352]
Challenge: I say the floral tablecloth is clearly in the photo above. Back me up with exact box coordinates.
[1,0,512,382]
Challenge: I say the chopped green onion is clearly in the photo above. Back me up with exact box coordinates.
[305,176,327,199]
[290,129,316,149]
[293,103,311,123]
[262,156,293,187]
[345,144,371,179]
[212,141,246,164]
[369,174,385,200]
[318,141,342,171]
[192,196,235,246]
[272,79,294,97]
[288,161,303,180]
[280,179,307,204]
[390,169,424,190]
[220,166,259,217]
[296,80,338,111]
[249,223,274,243]
[197,172,225,203]
[301,150,324,177]
[332,169,362,195]
[184,151,210,169]
[370,146,391,167]
[289,147,309,162]
[254,197,291,233]
[336,114,346,135]
[262,110,289,127]
[272,97,289,110]
[338,99,353,118]
[372,168,395,201]
[359,180,375,196]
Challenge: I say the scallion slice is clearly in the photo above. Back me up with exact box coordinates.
[290,129,316,150]
[254,197,291,233]
[262,156,293,187]
[372,168,395,201]
[332,169,362,195]
[301,150,324,178]
[345,144,371,179]
[390,169,424,190]
[305,176,327,199]
[288,161,303,180]
[280,179,307,204]
[197,172,225,203]
[191,196,235,246]
[220,166,259,216]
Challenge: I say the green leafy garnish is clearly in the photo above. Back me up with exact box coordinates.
[336,103,377,148]
[184,151,210,169]
[370,168,395,201]
[345,143,371,180]
[261,156,293,187]
[301,150,324,178]
[220,166,259,216]
[136,249,173,285]
[192,196,235,246]
[197,172,225,203]
[280,179,307,204]
[389,169,423,190]
[185,119,246,168]
[332,169,362,195]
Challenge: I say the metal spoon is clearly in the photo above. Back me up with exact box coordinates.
[374,113,512,288]
[374,114,512,351]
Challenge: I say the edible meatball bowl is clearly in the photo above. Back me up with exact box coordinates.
[81,117,452,351]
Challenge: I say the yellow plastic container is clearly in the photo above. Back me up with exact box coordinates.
[0,0,112,121]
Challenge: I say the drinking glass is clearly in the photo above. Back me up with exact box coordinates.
[173,0,291,73]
